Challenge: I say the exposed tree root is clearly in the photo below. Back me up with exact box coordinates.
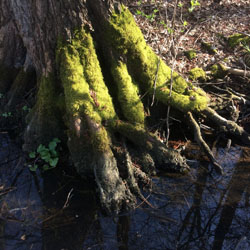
[203,107,250,144]
[115,121,190,173]
[187,112,223,174]
[223,65,250,78]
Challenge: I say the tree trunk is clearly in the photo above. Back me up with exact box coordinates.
[1,0,249,213]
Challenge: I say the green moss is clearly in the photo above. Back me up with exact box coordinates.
[189,67,206,82]
[58,29,116,123]
[57,28,117,153]
[115,120,153,150]
[111,62,144,124]
[104,6,208,112]
[36,74,58,117]
[155,86,208,112]
[201,41,217,54]
[184,50,197,60]
[91,126,111,152]
[24,74,63,149]
[228,34,250,48]
[73,30,117,122]
[210,63,228,79]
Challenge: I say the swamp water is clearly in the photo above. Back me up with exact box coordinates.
[0,133,250,250]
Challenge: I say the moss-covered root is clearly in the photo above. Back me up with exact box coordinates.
[106,7,209,113]
[7,68,36,107]
[203,107,250,145]
[115,121,190,173]
[189,67,207,82]
[23,74,62,151]
[228,34,250,48]
[57,29,116,171]
[58,32,137,212]
[111,62,145,124]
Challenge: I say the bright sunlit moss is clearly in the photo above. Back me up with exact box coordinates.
[105,6,208,112]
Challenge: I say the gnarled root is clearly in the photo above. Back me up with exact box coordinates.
[93,151,136,214]
[203,107,250,144]
[187,111,223,174]
[115,121,190,174]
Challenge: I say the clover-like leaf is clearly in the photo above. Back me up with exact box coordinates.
[29,152,36,159]
[43,164,50,171]
[49,157,59,167]
[29,164,38,172]
[49,141,57,151]
[53,138,61,143]
[37,144,46,153]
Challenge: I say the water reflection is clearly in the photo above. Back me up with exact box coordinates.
[1,134,250,250]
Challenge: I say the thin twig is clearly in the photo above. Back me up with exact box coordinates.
[151,58,160,106]
[63,188,74,209]
[165,60,177,146]
[165,0,178,146]
[187,111,223,174]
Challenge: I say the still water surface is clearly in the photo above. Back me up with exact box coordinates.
[1,133,250,250]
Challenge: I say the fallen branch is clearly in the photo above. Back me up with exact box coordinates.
[225,66,250,78]
[187,112,223,174]
[202,107,250,145]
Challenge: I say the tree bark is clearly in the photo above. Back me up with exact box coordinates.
[1,0,249,213]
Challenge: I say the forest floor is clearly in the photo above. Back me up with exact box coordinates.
[126,0,250,145]
[127,0,249,76]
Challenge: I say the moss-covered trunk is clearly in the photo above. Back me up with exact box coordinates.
[1,0,249,213]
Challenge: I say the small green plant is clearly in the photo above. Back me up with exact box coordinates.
[178,2,183,8]
[136,9,159,22]
[22,105,31,112]
[0,93,3,99]
[136,9,143,16]
[242,41,250,53]
[183,20,188,26]
[159,20,167,28]
[28,138,61,172]
[167,27,174,34]
[189,0,200,12]
[2,112,12,117]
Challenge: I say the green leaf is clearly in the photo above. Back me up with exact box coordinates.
[183,20,188,26]
[53,138,61,143]
[40,151,51,162]
[42,164,50,171]
[29,152,36,159]
[29,164,38,172]
[49,141,57,151]
[49,157,59,167]
[168,28,173,34]
[50,149,58,157]
[37,144,46,153]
